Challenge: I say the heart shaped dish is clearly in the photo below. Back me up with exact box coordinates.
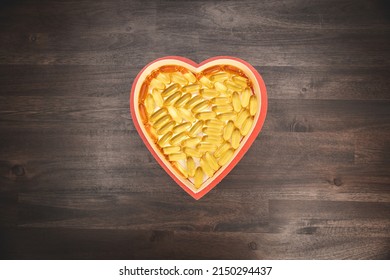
[130,56,267,199]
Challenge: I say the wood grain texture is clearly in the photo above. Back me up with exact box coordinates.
[0,0,389,260]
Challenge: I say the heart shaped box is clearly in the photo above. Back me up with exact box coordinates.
[130,56,267,200]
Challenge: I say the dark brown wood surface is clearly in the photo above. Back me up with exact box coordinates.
[0,0,389,260]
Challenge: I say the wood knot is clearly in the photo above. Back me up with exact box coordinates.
[248,241,257,250]
[333,178,342,187]
[290,120,310,132]
[11,165,25,176]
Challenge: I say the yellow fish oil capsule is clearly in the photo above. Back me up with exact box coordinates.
[196,111,216,120]
[171,72,188,85]
[240,117,254,136]
[214,81,227,93]
[241,87,251,108]
[150,78,165,90]
[164,91,182,106]
[167,106,182,123]
[184,95,203,109]
[205,119,224,128]
[139,103,148,124]
[235,109,250,127]
[199,76,214,88]
[156,72,171,84]
[177,108,195,123]
[200,157,214,177]
[192,100,210,113]
[212,104,233,114]
[149,108,167,123]
[145,94,155,115]
[170,131,188,145]
[188,120,204,137]
[172,122,191,134]
[183,71,197,83]
[145,124,157,142]
[204,152,219,171]
[184,147,202,158]
[232,76,248,88]
[218,148,234,166]
[200,89,220,98]
[202,127,222,136]
[232,91,242,112]
[151,89,164,107]
[182,137,201,147]
[225,80,242,91]
[187,157,196,177]
[182,84,201,93]
[174,162,188,178]
[197,143,218,153]
[210,72,229,82]
[169,152,186,162]
[174,92,191,107]
[161,83,180,97]
[249,95,258,116]
[202,135,223,145]
[139,83,148,102]
[211,97,230,106]
[217,112,237,121]
[223,120,234,141]
[157,120,175,135]
[194,167,204,188]
[214,142,231,158]
[153,115,171,129]
[163,146,181,155]
[231,128,241,149]
[157,131,173,147]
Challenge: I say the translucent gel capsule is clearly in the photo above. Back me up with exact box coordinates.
[174,162,188,178]
[150,78,165,90]
[160,65,178,73]
[170,132,188,145]
[194,167,204,189]
[206,119,224,127]
[167,106,182,123]
[145,125,158,142]
[214,81,227,93]
[202,135,223,145]
[223,120,234,141]
[232,91,242,112]
[192,100,210,113]
[185,95,203,109]
[182,137,201,147]
[139,83,148,102]
[150,108,167,123]
[200,157,214,177]
[184,147,202,158]
[164,91,182,106]
[240,117,254,136]
[199,76,214,89]
[162,83,180,97]
[158,131,173,147]
[202,127,222,136]
[231,128,241,149]
[174,92,191,107]
[210,72,229,82]
[196,111,216,120]
[218,148,234,166]
[153,115,171,129]
[249,95,258,116]
[202,65,221,76]
[177,108,195,123]
[204,152,219,171]
[224,65,242,76]
[232,76,248,88]
[169,153,186,162]
[235,109,250,128]
[187,157,196,177]
[212,104,233,114]
[211,97,230,106]
[217,112,237,121]
[241,88,251,108]
[156,72,170,84]
[145,94,155,115]
[183,72,197,83]
[163,146,181,155]
[172,122,191,134]
[157,120,175,135]
[188,120,204,137]
[182,84,201,93]
[171,72,188,85]
[139,103,148,124]
[197,143,217,153]
[225,80,242,91]
[214,142,231,158]
[201,89,220,98]
[151,89,164,107]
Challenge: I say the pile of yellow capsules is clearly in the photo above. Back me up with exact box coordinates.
[138,65,258,189]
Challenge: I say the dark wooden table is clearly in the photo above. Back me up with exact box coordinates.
[0,0,389,260]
